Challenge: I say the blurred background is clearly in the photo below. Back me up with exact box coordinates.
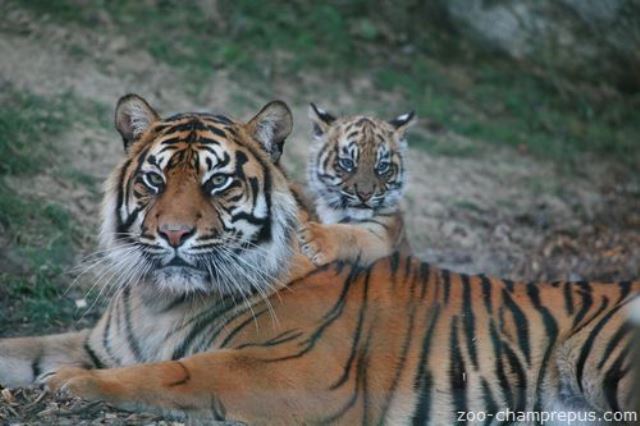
[1,0,639,338]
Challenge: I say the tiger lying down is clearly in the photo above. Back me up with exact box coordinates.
[0,96,638,425]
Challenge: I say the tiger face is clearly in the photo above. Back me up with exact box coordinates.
[100,95,297,296]
[307,104,415,222]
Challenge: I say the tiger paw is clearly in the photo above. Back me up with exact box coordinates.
[44,366,112,402]
[298,222,339,266]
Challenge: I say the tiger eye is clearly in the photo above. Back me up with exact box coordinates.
[210,175,228,187]
[146,172,164,187]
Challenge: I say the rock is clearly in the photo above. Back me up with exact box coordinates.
[439,0,640,91]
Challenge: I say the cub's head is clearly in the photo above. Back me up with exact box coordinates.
[101,94,297,296]
[307,104,414,219]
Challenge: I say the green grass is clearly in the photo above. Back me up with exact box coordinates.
[0,87,91,332]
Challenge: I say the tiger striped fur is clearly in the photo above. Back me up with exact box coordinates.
[0,96,638,425]
[299,104,413,267]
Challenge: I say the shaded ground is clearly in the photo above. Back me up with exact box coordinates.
[0,1,639,424]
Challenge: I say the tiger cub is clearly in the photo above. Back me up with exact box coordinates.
[298,103,414,266]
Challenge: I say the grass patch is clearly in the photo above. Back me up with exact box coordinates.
[0,87,89,333]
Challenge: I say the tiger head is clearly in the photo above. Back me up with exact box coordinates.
[307,104,415,222]
[100,94,297,297]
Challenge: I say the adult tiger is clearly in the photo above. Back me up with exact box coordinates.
[0,96,638,425]
[298,103,413,267]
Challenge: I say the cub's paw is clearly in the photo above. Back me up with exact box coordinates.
[44,367,111,402]
[298,222,338,266]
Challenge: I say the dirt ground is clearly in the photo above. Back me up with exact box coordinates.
[0,3,639,425]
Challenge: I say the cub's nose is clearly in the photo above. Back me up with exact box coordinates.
[158,224,195,247]
[356,189,373,202]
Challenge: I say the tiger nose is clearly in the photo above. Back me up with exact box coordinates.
[158,224,195,247]
[356,189,373,202]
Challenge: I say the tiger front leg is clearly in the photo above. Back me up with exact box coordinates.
[0,330,92,387]
[46,350,342,424]
[298,221,391,266]
[298,221,341,266]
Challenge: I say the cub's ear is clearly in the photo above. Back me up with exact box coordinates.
[115,94,160,150]
[308,103,336,139]
[389,111,416,133]
[247,100,293,163]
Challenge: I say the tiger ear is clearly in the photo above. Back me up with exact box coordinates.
[247,100,293,163]
[389,111,416,148]
[115,94,160,150]
[308,103,336,140]
[389,111,416,134]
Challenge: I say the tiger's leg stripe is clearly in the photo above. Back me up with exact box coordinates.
[166,361,191,387]
[526,284,559,412]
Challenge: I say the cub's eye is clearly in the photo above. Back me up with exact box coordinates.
[376,161,390,175]
[338,158,355,172]
[142,172,164,191]
[207,174,232,193]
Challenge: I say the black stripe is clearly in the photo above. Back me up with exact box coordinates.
[84,340,104,369]
[329,271,370,389]
[462,275,478,369]
[597,322,632,369]
[527,283,559,412]
[501,288,530,364]
[219,308,269,348]
[442,270,451,305]
[101,300,120,364]
[449,316,467,424]
[489,321,513,410]
[480,378,498,426]
[379,289,417,420]
[266,266,365,363]
[563,281,574,315]
[236,330,304,350]
[603,343,630,412]
[480,275,493,313]
[411,305,439,425]
[503,342,527,413]
[167,361,191,387]
[571,281,593,330]
[418,263,430,299]
[576,297,630,392]
[123,287,143,362]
